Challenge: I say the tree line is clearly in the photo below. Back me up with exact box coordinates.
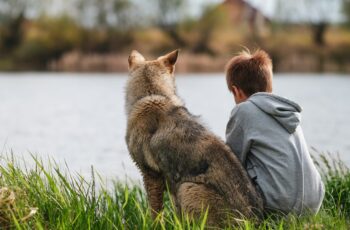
[0,0,349,70]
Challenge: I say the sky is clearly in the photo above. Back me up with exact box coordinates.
[47,0,344,23]
[191,0,275,18]
[47,0,271,17]
[128,0,275,18]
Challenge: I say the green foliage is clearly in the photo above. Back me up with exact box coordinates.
[0,0,350,71]
[0,155,210,229]
[199,4,229,32]
[0,0,136,70]
[344,0,350,26]
[0,0,26,23]
[14,16,82,63]
[0,152,349,229]
[152,0,187,26]
[74,0,133,28]
[314,152,350,217]
[191,4,230,54]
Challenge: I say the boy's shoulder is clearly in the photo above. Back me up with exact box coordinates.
[233,92,302,116]
[230,99,260,121]
[233,92,303,134]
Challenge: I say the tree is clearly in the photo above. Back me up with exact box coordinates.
[152,0,188,47]
[0,0,25,23]
[0,0,46,23]
[72,0,134,52]
[110,0,133,29]
[74,0,133,29]
[274,0,341,46]
[343,0,350,26]
[0,0,27,52]
[303,0,337,46]
[192,4,228,55]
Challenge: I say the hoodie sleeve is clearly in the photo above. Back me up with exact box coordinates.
[225,106,251,165]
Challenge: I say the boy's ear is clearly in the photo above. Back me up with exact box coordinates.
[128,50,145,69]
[231,85,238,96]
[158,50,179,71]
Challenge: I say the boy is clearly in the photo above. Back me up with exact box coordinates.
[225,49,324,215]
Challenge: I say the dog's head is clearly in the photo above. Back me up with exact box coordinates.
[125,50,179,113]
[128,50,178,72]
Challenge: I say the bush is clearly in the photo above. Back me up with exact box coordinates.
[11,16,82,68]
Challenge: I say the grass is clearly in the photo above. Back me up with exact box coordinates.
[0,152,349,229]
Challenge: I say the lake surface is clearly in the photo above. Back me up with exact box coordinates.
[0,73,349,182]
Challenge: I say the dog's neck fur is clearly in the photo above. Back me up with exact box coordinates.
[125,66,183,116]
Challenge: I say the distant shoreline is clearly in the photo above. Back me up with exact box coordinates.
[46,51,350,74]
[0,72,349,77]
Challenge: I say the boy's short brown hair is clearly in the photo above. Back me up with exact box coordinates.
[226,49,273,96]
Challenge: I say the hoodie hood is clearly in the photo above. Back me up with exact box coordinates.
[248,92,302,134]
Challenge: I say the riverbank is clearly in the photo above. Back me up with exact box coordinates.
[0,153,349,229]
[48,46,350,73]
[1,15,350,74]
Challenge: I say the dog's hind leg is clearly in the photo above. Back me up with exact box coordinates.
[176,182,231,227]
[143,171,165,219]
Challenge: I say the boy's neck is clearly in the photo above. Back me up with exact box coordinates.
[232,87,248,104]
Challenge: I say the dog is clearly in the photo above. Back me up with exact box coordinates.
[125,50,263,226]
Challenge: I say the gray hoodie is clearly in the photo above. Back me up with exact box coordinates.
[226,92,324,215]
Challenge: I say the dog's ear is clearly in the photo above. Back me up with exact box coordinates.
[158,50,179,73]
[164,49,179,66]
[128,50,145,69]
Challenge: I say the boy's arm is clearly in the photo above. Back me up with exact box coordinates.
[225,106,250,165]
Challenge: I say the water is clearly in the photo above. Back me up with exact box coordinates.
[0,73,349,182]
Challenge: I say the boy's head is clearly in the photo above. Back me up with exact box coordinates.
[226,49,273,104]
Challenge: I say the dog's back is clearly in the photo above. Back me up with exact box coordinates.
[125,50,263,226]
